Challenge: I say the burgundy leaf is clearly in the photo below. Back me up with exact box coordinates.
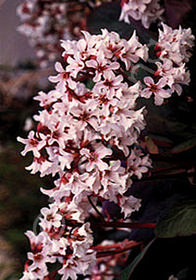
[164,0,193,28]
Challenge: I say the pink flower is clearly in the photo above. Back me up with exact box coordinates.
[17,131,46,157]
[119,0,164,29]
[119,195,141,218]
[23,231,56,276]
[94,71,123,98]
[49,62,76,92]
[47,115,74,149]
[34,90,59,108]
[155,59,191,96]
[86,51,120,82]
[80,144,112,172]
[126,148,151,179]
[119,31,148,70]
[157,23,195,65]
[39,204,62,230]
[70,100,99,131]
[100,160,129,201]
[25,155,52,177]
[20,267,48,280]
[141,76,171,105]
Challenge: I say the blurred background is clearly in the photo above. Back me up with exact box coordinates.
[0,1,53,278]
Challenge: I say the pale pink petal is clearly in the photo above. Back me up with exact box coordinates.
[144,76,154,86]
[141,88,152,98]
[157,77,167,88]
[154,95,164,106]
[55,61,64,73]
[86,59,97,68]
[77,39,86,52]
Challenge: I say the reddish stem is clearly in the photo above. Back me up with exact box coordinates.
[96,221,156,229]
[92,240,140,251]
[93,272,119,277]
[93,240,142,258]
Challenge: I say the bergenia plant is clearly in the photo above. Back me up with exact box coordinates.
[17,20,194,279]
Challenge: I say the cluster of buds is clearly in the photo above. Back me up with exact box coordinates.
[17,0,112,67]
[141,23,195,105]
[18,29,152,279]
[120,0,164,29]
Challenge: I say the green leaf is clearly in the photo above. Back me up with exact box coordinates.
[86,79,95,90]
[171,138,196,154]
[177,267,190,280]
[155,198,196,238]
[119,239,155,280]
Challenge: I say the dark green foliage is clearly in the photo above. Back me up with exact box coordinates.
[120,237,196,280]
[119,239,155,280]
[155,197,196,238]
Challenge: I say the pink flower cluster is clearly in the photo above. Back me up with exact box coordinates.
[154,23,195,96]
[120,0,164,29]
[17,0,112,67]
[18,29,152,279]
[17,0,70,67]
[20,222,96,280]
[141,23,195,105]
